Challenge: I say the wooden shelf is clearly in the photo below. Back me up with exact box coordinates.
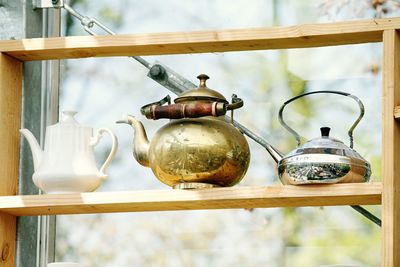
[0,17,398,266]
[0,183,381,216]
[1,18,400,61]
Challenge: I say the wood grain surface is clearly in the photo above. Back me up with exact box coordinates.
[0,53,22,267]
[0,183,381,216]
[0,18,400,61]
[382,29,400,267]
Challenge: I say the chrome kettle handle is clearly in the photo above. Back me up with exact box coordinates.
[278,90,365,148]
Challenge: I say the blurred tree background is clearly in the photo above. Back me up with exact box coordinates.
[54,0,397,266]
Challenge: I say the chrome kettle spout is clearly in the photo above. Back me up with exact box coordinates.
[116,115,150,167]
[265,144,284,163]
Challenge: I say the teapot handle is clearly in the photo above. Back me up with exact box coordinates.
[90,128,118,178]
[278,90,365,149]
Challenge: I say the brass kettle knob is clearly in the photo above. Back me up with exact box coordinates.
[197,74,209,88]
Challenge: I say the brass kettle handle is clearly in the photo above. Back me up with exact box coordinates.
[141,95,243,120]
[278,90,365,148]
[142,102,227,120]
[140,95,171,115]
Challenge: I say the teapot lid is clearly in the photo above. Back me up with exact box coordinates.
[50,110,85,129]
[286,127,366,160]
[174,74,228,104]
[61,110,79,124]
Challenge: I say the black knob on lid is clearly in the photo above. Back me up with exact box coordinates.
[320,127,331,137]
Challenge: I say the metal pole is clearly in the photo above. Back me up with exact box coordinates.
[37,6,61,267]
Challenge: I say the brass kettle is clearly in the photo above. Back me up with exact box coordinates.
[117,74,250,189]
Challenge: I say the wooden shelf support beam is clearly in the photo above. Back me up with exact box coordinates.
[0,53,22,267]
[382,29,400,267]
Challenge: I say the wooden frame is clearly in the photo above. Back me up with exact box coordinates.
[0,53,22,267]
[0,18,398,266]
[382,29,400,267]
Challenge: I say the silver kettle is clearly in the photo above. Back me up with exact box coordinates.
[266,90,371,185]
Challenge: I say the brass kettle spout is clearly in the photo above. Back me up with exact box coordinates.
[116,115,150,167]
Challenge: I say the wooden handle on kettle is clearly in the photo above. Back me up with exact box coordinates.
[143,102,227,120]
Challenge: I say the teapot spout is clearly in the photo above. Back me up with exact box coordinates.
[20,129,43,171]
[116,115,150,167]
[265,144,284,163]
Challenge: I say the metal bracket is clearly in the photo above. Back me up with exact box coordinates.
[147,61,197,96]
[351,205,381,227]
[32,0,64,9]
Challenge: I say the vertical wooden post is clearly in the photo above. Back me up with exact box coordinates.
[0,53,22,266]
[382,29,400,267]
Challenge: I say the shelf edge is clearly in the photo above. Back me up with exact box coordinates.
[0,183,382,216]
[1,18,400,61]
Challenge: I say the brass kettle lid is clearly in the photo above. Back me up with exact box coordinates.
[174,74,228,104]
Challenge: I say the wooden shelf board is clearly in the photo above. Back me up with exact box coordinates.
[0,183,381,216]
[1,18,400,61]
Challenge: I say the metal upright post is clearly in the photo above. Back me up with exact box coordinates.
[0,2,43,266]
[0,1,60,266]
[37,6,60,267]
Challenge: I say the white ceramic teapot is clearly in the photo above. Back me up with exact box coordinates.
[20,110,118,194]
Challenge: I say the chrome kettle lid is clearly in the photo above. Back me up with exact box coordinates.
[174,74,228,104]
[286,127,366,161]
